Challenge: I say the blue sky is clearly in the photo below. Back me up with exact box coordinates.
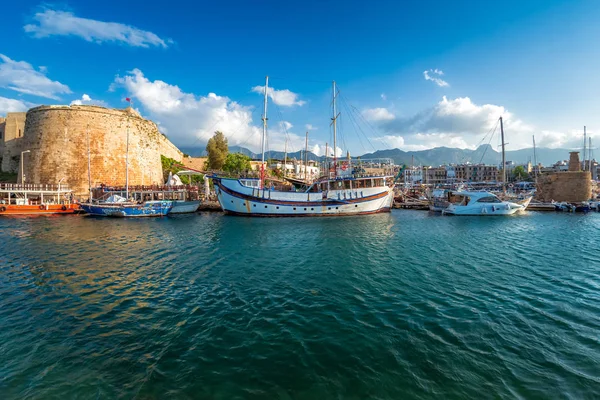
[1,0,599,156]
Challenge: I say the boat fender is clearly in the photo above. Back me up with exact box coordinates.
[492,206,495,212]
[61,205,67,211]
[0,206,5,212]
[39,205,45,210]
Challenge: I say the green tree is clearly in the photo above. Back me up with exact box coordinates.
[513,165,528,181]
[161,155,203,184]
[223,152,252,173]
[206,131,228,170]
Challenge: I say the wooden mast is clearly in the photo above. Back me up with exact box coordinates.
[500,116,506,192]
[261,76,269,189]
[332,81,338,178]
[304,131,309,180]
[87,123,92,201]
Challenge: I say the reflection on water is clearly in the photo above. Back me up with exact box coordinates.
[1,211,599,399]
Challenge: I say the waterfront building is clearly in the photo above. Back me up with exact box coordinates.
[454,164,499,182]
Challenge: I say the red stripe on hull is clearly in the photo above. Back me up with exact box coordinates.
[214,179,390,206]
[222,207,391,217]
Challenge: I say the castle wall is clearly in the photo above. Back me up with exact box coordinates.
[0,112,27,173]
[17,105,182,197]
[536,171,592,202]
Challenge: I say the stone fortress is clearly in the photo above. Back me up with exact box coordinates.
[0,105,183,198]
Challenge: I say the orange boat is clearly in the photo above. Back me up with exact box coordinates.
[0,183,80,215]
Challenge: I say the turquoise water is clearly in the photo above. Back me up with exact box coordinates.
[1,211,599,399]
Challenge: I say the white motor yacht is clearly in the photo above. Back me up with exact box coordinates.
[442,191,531,216]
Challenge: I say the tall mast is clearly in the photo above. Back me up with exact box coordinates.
[589,137,593,174]
[304,131,309,180]
[583,126,587,171]
[261,76,269,188]
[532,135,538,182]
[126,111,130,199]
[332,81,338,178]
[500,116,506,192]
[325,142,329,176]
[87,124,92,201]
[283,137,287,178]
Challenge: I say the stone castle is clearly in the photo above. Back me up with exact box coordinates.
[0,105,183,197]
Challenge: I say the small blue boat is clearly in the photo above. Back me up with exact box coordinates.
[80,200,173,217]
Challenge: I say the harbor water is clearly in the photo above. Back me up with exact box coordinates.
[1,211,599,399]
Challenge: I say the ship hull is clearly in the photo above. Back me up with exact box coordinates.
[80,201,172,217]
[0,204,80,216]
[214,177,394,217]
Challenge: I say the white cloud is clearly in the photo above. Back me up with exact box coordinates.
[0,54,71,100]
[70,93,108,107]
[423,69,449,87]
[113,69,263,148]
[380,93,387,101]
[24,9,172,48]
[305,123,317,131]
[251,85,306,106]
[374,135,405,149]
[362,107,395,122]
[0,96,35,114]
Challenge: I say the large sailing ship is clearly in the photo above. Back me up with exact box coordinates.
[212,78,394,216]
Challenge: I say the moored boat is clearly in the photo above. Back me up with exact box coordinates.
[80,196,172,217]
[213,175,394,216]
[442,191,531,216]
[0,183,80,215]
[212,77,394,217]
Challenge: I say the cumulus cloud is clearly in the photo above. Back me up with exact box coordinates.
[113,69,261,148]
[367,96,543,150]
[305,123,317,131]
[112,69,311,153]
[70,93,108,107]
[380,93,387,101]
[362,107,395,122]
[24,9,172,48]
[423,69,449,87]
[0,54,71,99]
[0,96,35,114]
[251,85,305,106]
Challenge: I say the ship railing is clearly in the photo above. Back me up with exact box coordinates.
[0,183,72,192]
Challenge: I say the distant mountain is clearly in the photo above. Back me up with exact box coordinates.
[179,145,321,162]
[179,143,573,167]
[360,144,572,167]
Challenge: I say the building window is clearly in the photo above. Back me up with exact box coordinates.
[18,129,21,137]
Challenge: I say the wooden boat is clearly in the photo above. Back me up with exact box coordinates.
[0,183,80,215]
[212,78,394,217]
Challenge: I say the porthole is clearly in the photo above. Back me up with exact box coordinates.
[253,204,256,207]
[311,208,314,210]
[231,200,234,203]
[276,206,279,209]
[328,207,331,210]
[336,207,339,209]
[304,208,307,211]
[293,207,296,210]
[355,205,358,207]
[264,205,267,208]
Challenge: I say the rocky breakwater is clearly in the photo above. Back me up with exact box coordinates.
[20,105,182,198]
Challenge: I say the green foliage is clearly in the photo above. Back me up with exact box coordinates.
[161,155,203,184]
[513,165,528,181]
[0,171,18,183]
[206,131,228,170]
[223,152,252,173]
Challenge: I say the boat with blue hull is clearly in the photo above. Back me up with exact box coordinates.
[80,200,173,217]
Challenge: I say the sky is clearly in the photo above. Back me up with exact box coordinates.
[1,0,600,156]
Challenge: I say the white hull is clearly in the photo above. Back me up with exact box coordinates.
[213,177,394,217]
[169,200,201,214]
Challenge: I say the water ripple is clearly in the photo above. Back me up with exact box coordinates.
[1,211,599,399]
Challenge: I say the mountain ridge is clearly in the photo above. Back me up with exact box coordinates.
[179,144,573,167]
